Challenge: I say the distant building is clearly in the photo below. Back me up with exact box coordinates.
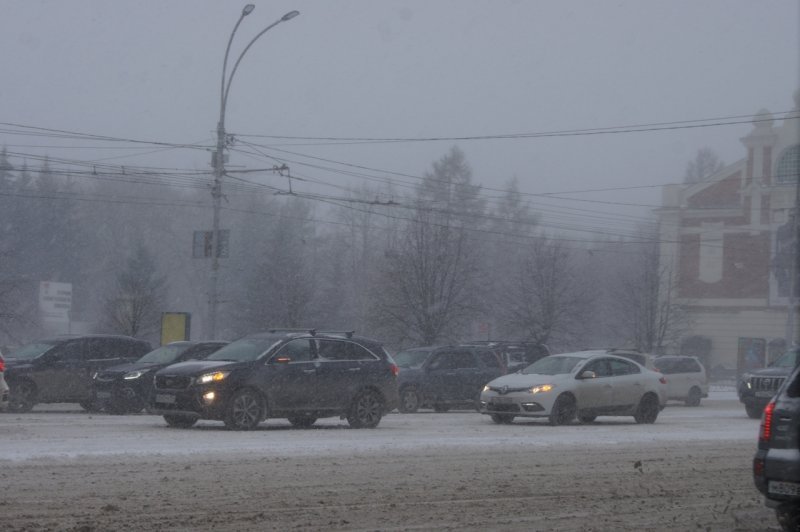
[657,91,800,375]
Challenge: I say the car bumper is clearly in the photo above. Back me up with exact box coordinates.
[754,448,800,506]
[149,383,231,420]
[479,391,552,417]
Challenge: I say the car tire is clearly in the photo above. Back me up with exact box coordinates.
[398,387,421,413]
[163,414,198,428]
[347,389,383,429]
[287,415,317,428]
[634,393,660,424]
[746,404,764,419]
[577,411,597,423]
[549,394,576,426]
[107,387,143,415]
[9,380,37,413]
[776,503,800,532]
[224,388,263,430]
[490,413,515,424]
[685,386,702,407]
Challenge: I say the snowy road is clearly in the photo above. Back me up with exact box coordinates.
[0,391,781,531]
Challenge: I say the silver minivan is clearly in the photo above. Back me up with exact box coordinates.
[654,355,709,406]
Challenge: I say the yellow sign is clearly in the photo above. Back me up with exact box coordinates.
[161,312,191,345]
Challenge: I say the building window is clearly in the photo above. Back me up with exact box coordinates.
[775,144,800,183]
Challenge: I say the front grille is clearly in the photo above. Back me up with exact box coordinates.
[94,373,117,382]
[752,376,786,393]
[489,403,520,413]
[155,375,192,390]
[488,386,529,395]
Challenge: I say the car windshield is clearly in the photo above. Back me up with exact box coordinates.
[205,336,282,362]
[770,350,800,368]
[394,349,432,368]
[6,341,57,360]
[522,355,583,375]
[137,344,192,365]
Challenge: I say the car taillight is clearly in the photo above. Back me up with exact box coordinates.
[759,400,776,443]
[0,355,4,372]
[659,376,667,385]
[389,363,399,377]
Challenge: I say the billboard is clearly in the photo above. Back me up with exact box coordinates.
[39,281,72,323]
[161,312,191,345]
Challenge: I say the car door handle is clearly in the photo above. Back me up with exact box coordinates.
[347,368,361,372]
[302,369,316,374]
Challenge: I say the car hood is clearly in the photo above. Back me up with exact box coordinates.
[156,359,238,376]
[487,372,571,387]
[100,361,163,375]
[746,366,794,378]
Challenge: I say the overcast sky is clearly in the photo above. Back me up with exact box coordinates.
[1,1,797,239]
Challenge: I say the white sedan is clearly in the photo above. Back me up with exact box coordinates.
[479,350,667,425]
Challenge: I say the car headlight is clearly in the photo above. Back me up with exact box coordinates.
[529,384,554,394]
[123,370,145,380]
[483,385,491,392]
[197,371,230,384]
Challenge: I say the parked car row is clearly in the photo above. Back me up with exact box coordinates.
[2,333,719,430]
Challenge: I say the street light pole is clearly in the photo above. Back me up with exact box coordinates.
[208,5,299,339]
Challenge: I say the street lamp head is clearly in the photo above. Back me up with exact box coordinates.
[281,10,300,21]
[242,4,255,16]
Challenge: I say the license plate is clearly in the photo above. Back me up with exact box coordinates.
[756,391,774,398]
[96,391,111,399]
[769,481,800,496]
[493,397,512,404]
[155,394,176,404]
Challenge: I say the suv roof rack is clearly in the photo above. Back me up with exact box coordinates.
[266,329,356,338]
[313,330,356,339]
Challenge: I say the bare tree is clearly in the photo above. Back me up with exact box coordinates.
[371,147,484,345]
[101,243,166,339]
[612,232,690,353]
[499,238,595,348]
[684,147,724,184]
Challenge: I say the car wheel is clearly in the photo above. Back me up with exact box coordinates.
[685,386,702,407]
[224,389,263,430]
[776,504,800,532]
[746,404,764,419]
[79,397,101,412]
[549,394,576,426]
[634,393,660,424]
[490,413,515,424]
[287,415,317,428]
[9,380,37,413]
[577,411,597,423]
[433,403,450,413]
[398,387,420,413]
[347,389,383,429]
[163,414,197,428]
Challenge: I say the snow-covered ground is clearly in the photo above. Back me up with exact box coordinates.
[0,390,756,462]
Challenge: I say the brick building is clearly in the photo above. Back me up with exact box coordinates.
[657,92,799,375]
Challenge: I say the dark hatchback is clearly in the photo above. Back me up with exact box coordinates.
[93,341,227,414]
[754,362,800,531]
[4,334,151,412]
[394,345,506,413]
[149,330,399,430]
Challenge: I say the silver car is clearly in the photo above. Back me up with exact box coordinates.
[0,349,8,411]
[479,351,667,425]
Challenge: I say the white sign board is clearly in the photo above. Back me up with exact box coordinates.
[39,281,72,322]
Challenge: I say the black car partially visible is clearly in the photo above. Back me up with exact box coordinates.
[754,362,800,531]
[93,341,227,414]
[740,348,800,419]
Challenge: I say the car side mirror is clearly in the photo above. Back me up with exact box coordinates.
[578,370,596,380]
[272,356,291,365]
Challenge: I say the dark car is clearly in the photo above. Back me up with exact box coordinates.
[740,348,800,419]
[465,341,550,373]
[93,341,227,414]
[149,330,399,430]
[4,334,151,412]
[754,362,800,531]
[394,344,506,413]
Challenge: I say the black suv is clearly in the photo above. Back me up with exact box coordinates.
[754,362,800,531]
[149,330,399,430]
[740,348,800,419]
[394,345,506,413]
[4,334,151,412]
[465,341,550,373]
[93,341,227,414]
